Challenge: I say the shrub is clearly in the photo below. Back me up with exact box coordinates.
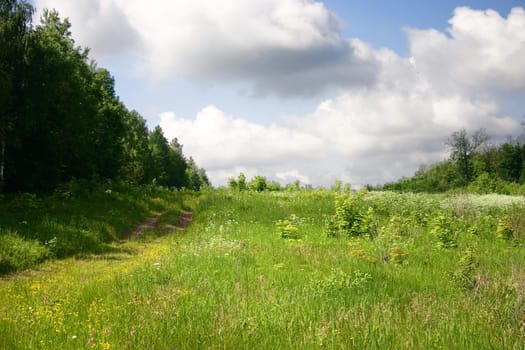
[276,214,301,239]
[0,230,49,274]
[315,268,372,293]
[496,216,514,241]
[431,214,457,249]
[452,248,478,290]
[325,194,368,238]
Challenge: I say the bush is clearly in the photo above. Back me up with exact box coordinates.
[452,248,478,290]
[0,229,49,274]
[276,214,302,239]
[325,194,369,238]
[431,214,457,249]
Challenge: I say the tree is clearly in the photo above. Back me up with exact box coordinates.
[237,173,247,191]
[496,142,522,183]
[88,67,127,180]
[10,9,126,191]
[0,2,209,192]
[447,128,489,184]
[146,127,190,189]
[250,175,267,192]
[147,126,171,186]
[167,138,187,189]
[185,157,210,190]
[121,110,151,184]
[228,177,238,190]
[0,0,33,192]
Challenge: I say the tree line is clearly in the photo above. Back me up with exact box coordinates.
[379,128,525,194]
[0,0,209,193]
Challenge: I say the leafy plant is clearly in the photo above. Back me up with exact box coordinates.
[0,230,49,274]
[431,214,457,249]
[325,194,368,238]
[452,248,478,290]
[315,268,372,293]
[276,214,301,239]
[496,215,514,241]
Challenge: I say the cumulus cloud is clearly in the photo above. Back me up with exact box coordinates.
[406,7,525,93]
[34,0,139,57]
[158,6,523,187]
[160,105,324,165]
[34,0,378,96]
[32,1,525,186]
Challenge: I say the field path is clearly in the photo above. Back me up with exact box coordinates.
[124,210,193,241]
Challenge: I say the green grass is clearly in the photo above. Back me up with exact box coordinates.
[0,181,186,274]
[1,189,524,349]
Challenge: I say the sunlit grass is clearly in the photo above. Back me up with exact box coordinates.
[1,189,524,349]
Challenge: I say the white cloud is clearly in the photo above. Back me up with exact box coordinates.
[159,106,325,184]
[406,7,525,93]
[291,88,517,186]
[34,0,378,96]
[32,2,525,187]
[160,89,518,187]
[34,0,139,58]
[157,12,521,187]
[275,170,311,185]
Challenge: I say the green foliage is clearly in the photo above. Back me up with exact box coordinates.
[0,2,209,193]
[0,182,184,274]
[250,175,267,192]
[237,173,247,191]
[430,214,458,249]
[185,157,210,190]
[496,216,514,241]
[314,269,372,293]
[331,180,342,192]
[227,177,238,190]
[452,248,478,290]
[1,190,525,348]
[325,193,369,237]
[275,214,302,239]
[494,203,525,242]
[381,130,525,194]
[0,229,48,274]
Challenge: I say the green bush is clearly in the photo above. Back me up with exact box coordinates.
[325,194,369,238]
[0,229,49,274]
[431,214,458,249]
[276,214,302,239]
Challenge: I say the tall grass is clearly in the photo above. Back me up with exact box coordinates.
[1,189,524,349]
[0,180,185,274]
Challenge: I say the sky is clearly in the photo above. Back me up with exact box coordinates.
[31,0,525,188]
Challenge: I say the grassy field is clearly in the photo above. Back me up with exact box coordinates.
[1,189,525,349]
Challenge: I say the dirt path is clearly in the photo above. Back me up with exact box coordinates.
[175,210,193,229]
[123,210,193,241]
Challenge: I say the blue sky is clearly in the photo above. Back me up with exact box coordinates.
[33,0,525,187]
[326,1,520,51]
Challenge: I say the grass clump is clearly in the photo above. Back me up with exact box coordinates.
[0,180,185,275]
[0,229,49,274]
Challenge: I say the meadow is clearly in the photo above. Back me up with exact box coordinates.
[1,189,524,349]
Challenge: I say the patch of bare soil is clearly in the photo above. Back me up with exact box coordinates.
[122,210,193,242]
[164,210,193,232]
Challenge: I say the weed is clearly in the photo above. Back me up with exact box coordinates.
[314,268,372,293]
[431,214,457,249]
[276,214,302,239]
[325,193,368,238]
[497,215,514,241]
[452,248,478,290]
